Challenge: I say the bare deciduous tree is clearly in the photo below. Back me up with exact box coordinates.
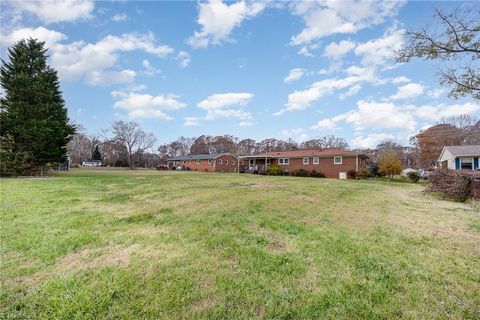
[111,121,156,169]
[396,6,480,100]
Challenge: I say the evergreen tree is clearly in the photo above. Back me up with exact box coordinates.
[0,39,75,176]
[92,145,102,161]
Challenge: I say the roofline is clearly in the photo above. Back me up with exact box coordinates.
[240,153,368,159]
[439,146,480,159]
[167,153,237,161]
[438,146,447,162]
[450,154,480,157]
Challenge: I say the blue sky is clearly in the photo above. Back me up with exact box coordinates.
[1,0,479,148]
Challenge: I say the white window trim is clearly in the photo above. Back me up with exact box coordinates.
[226,160,229,165]
[279,158,289,165]
[208,159,212,164]
[218,159,223,164]
[460,157,474,170]
[196,159,200,164]
[334,156,342,165]
[313,157,319,165]
[303,157,309,165]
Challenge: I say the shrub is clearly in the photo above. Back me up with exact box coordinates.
[347,169,357,179]
[427,169,480,202]
[267,164,283,176]
[407,171,421,183]
[310,170,326,178]
[379,152,403,178]
[292,169,310,177]
[357,168,369,179]
[290,169,326,178]
[366,163,381,177]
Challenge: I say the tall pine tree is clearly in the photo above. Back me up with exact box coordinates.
[0,39,75,176]
[92,145,102,161]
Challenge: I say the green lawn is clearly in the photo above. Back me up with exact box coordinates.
[1,169,479,319]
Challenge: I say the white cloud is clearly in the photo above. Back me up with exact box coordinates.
[311,100,416,133]
[284,68,305,83]
[427,88,445,99]
[351,133,395,149]
[277,67,377,114]
[343,100,416,131]
[9,0,94,24]
[197,92,253,120]
[111,13,129,22]
[238,121,253,127]
[414,102,480,121]
[311,100,479,145]
[49,32,173,85]
[188,0,266,48]
[298,46,314,57]
[184,117,199,126]
[87,69,136,85]
[281,128,310,142]
[391,76,410,84]
[112,91,186,120]
[354,27,404,67]
[324,40,355,60]
[310,118,338,130]
[176,51,191,68]
[0,26,67,48]
[290,0,404,45]
[339,84,362,100]
[142,60,161,76]
[391,83,424,100]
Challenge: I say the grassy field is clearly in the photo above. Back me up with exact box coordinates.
[1,169,479,319]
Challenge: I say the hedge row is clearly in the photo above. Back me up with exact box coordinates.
[427,169,480,202]
[265,164,326,178]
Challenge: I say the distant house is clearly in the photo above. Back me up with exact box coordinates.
[167,153,238,173]
[81,160,102,167]
[240,149,368,179]
[438,145,480,170]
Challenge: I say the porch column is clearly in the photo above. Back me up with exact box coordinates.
[265,156,268,172]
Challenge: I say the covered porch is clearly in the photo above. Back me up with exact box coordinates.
[239,156,272,173]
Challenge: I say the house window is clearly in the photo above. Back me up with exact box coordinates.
[334,156,342,165]
[196,159,200,164]
[208,159,212,164]
[249,159,254,166]
[303,157,309,165]
[279,158,289,165]
[218,159,223,164]
[226,160,229,165]
[266,159,271,164]
[460,158,473,170]
[313,157,319,164]
[183,160,186,164]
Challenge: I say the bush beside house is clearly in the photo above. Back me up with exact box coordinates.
[267,164,283,176]
[427,169,480,202]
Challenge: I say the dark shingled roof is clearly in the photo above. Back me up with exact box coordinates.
[444,145,480,156]
[167,153,233,161]
[240,148,367,158]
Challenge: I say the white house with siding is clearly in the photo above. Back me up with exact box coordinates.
[437,145,480,170]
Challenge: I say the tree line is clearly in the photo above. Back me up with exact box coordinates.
[68,123,350,168]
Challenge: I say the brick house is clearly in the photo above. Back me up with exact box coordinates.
[240,149,368,179]
[167,153,239,173]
